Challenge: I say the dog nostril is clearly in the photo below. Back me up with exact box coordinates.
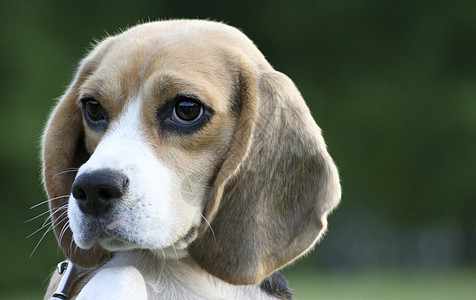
[72,186,86,200]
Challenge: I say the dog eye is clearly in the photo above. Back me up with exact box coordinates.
[79,98,108,131]
[158,96,213,135]
[83,99,105,122]
[171,99,203,124]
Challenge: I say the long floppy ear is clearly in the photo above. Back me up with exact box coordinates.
[42,41,113,268]
[189,63,341,285]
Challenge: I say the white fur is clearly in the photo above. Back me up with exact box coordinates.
[77,265,148,300]
[69,98,203,257]
[77,251,276,300]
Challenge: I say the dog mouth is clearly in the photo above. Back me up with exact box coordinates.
[72,218,134,251]
[74,216,198,253]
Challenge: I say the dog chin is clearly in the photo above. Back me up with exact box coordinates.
[97,234,138,251]
[72,230,136,251]
[76,232,190,260]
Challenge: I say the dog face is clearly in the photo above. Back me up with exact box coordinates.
[66,24,243,255]
[43,20,341,285]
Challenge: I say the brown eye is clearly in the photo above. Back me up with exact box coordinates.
[84,99,105,122]
[171,100,203,124]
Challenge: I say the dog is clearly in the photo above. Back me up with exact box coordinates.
[42,20,341,299]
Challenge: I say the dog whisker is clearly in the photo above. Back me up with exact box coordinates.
[24,209,50,223]
[27,221,52,239]
[26,207,64,239]
[158,248,167,264]
[34,205,67,228]
[53,211,69,229]
[29,222,54,258]
[52,168,79,180]
[28,201,69,258]
[58,220,70,246]
[171,243,179,261]
[199,213,215,241]
[29,195,70,210]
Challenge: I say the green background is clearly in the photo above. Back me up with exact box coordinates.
[1,0,475,299]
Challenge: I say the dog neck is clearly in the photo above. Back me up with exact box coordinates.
[49,251,290,300]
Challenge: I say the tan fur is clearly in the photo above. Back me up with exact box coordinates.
[43,19,341,294]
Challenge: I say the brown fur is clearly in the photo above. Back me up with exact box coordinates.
[42,19,340,292]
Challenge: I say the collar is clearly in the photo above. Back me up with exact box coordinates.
[50,260,88,300]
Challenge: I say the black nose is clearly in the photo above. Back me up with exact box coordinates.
[72,169,129,216]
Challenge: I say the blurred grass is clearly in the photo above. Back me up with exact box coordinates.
[284,268,476,300]
[2,268,475,299]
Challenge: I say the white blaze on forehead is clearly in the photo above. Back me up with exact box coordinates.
[81,97,158,172]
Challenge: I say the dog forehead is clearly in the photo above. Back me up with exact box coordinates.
[83,21,255,107]
[114,20,260,54]
[99,20,250,72]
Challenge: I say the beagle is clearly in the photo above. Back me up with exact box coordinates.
[42,20,341,299]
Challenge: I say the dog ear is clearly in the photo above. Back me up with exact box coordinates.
[189,62,341,285]
[42,42,113,268]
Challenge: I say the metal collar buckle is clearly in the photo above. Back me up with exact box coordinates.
[51,260,86,300]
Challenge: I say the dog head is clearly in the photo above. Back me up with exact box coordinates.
[42,20,341,285]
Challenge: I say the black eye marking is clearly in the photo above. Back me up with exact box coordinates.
[79,97,109,130]
[158,95,213,135]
